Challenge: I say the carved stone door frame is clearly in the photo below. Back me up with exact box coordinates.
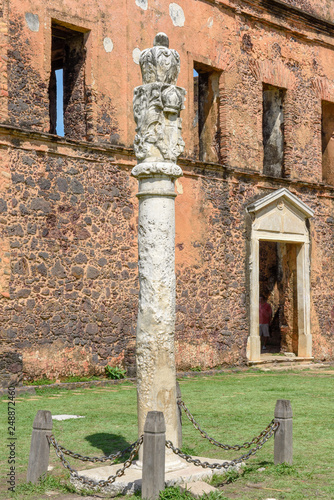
[246,188,314,362]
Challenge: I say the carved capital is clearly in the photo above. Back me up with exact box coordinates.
[131,161,183,179]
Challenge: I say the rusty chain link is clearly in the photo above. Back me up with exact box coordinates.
[48,434,143,488]
[178,399,279,451]
[166,419,278,470]
[48,436,139,463]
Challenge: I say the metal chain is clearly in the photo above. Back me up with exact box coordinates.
[166,419,278,470]
[49,434,143,488]
[48,436,139,463]
[178,399,278,451]
[48,398,278,487]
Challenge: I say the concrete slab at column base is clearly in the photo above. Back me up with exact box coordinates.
[70,457,244,496]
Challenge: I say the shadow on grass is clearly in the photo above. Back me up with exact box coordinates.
[85,433,131,456]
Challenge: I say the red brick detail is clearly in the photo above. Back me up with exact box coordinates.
[312,77,334,103]
[249,60,296,91]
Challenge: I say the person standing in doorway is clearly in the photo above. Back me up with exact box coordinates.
[259,295,272,351]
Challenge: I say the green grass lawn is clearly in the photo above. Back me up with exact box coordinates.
[0,368,333,500]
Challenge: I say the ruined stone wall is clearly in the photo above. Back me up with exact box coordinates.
[0,350,23,388]
[7,9,49,131]
[309,194,334,361]
[3,0,334,166]
[0,131,139,380]
[0,130,333,379]
[174,171,253,369]
[175,171,334,367]
[1,0,334,380]
[3,0,127,141]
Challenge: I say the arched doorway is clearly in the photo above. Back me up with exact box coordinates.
[246,188,314,362]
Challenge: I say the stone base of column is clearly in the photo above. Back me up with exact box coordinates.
[298,334,312,358]
[134,452,184,472]
[71,457,243,496]
[246,335,261,361]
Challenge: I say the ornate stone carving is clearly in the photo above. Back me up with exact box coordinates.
[139,32,180,85]
[132,161,183,178]
[133,33,186,165]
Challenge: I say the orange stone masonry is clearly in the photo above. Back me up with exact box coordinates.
[0,0,334,384]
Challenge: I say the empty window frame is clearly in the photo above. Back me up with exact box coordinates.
[49,21,88,139]
[321,100,334,185]
[263,84,286,177]
[193,63,221,163]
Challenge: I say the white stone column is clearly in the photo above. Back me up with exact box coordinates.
[297,242,312,357]
[132,33,185,468]
[133,166,182,467]
[247,236,261,361]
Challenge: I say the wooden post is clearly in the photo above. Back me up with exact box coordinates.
[274,399,293,465]
[27,410,53,483]
[176,381,182,449]
[142,411,166,500]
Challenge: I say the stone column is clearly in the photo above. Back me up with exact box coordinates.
[132,33,185,468]
[297,242,312,357]
[247,236,261,361]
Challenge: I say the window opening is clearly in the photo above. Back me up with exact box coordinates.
[193,63,220,162]
[321,100,334,185]
[263,84,285,177]
[55,69,64,136]
[49,21,87,139]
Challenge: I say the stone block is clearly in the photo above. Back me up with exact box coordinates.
[180,481,218,498]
